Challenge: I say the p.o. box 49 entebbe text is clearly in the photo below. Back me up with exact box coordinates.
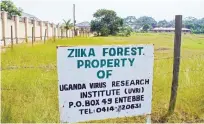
[56,45,154,123]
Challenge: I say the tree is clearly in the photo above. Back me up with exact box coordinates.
[158,20,168,27]
[123,16,137,30]
[118,26,133,36]
[90,20,101,36]
[62,19,73,37]
[166,20,175,27]
[0,0,23,18]
[142,24,150,32]
[183,17,204,34]
[123,15,204,34]
[90,9,123,36]
[137,16,157,29]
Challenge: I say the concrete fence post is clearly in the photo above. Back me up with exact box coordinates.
[56,25,58,38]
[24,17,28,42]
[11,26,13,48]
[54,27,56,42]
[61,28,63,38]
[47,22,49,39]
[50,23,52,38]
[56,25,59,38]
[52,23,54,39]
[57,25,60,38]
[33,19,36,41]
[1,11,7,46]
[14,15,19,44]
[40,21,43,40]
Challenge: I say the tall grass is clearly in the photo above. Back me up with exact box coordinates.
[1,33,204,123]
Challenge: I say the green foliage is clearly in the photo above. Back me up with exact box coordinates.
[123,16,157,31]
[90,20,101,36]
[158,20,169,27]
[137,16,157,28]
[100,25,110,36]
[123,16,204,34]
[0,0,23,18]
[62,19,73,30]
[118,26,133,36]
[62,19,73,37]
[91,9,123,36]
[123,16,137,27]
[183,17,204,34]
[142,24,150,32]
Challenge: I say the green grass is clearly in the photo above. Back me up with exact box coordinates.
[1,33,204,123]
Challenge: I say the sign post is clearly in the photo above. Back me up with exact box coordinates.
[57,45,154,123]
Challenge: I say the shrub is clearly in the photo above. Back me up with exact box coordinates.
[117,26,133,37]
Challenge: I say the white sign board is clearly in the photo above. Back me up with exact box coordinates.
[57,45,154,123]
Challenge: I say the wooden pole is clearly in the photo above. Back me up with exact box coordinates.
[32,27,34,46]
[44,29,47,44]
[11,26,13,49]
[168,15,182,114]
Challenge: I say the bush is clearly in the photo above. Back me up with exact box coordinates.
[117,26,133,37]
[100,26,110,36]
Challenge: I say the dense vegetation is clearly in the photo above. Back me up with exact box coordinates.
[90,9,135,37]
[123,16,204,34]
[90,9,124,36]
[91,12,204,36]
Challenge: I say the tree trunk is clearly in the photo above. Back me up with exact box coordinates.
[66,30,68,38]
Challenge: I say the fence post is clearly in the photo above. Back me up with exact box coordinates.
[51,24,53,38]
[54,28,56,42]
[40,21,43,40]
[33,20,36,42]
[85,30,87,37]
[32,27,34,46]
[2,11,7,46]
[11,26,13,49]
[14,15,19,44]
[168,15,182,115]
[60,29,62,38]
[44,29,47,44]
[46,22,49,39]
[24,17,28,42]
